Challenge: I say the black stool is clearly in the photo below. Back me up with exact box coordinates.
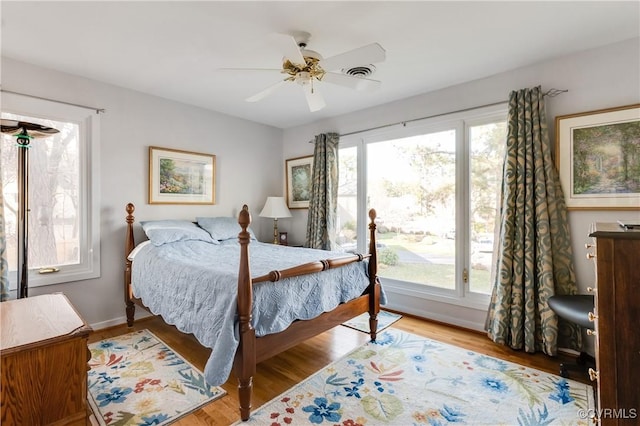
[547,294,596,379]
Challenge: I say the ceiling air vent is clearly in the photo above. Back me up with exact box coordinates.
[342,64,376,78]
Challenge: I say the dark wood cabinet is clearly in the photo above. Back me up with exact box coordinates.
[1,293,92,425]
[588,223,640,425]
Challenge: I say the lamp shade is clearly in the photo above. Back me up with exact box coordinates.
[259,197,292,219]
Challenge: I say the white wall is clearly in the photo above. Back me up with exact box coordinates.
[1,57,284,329]
[282,38,640,333]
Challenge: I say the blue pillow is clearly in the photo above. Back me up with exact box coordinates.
[196,217,256,241]
[141,220,217,246]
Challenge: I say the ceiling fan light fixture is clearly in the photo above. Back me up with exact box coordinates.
[295,72,312,85]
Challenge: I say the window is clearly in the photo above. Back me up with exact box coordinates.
[467,119,508,295]
[337,106,506,308]
[1,93,100,289]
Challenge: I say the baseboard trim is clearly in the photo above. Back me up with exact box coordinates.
[90,316,127,330]
[383,301,486,332]
[558,347,582,357]
[89,310,152,330]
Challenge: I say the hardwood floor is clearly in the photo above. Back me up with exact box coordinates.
[88,312,590,425]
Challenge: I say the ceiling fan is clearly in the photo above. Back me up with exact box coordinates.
[226,32,386,112]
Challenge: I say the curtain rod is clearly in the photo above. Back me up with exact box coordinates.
[1,89,106,114]
[330,88,568,139]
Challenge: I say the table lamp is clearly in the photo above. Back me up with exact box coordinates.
[259,197,292,244]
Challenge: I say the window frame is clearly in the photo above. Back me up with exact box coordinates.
[339,104,507,310]
[2,92,101,289]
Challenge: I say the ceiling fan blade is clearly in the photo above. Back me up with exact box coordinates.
[218,68,282,73]
[319,43,386,72]
[268,33,306,68]
[322,72,381,91]
[302,82,326,112]
[246,80,287,103]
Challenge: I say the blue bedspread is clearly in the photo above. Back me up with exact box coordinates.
[131,239,381,386]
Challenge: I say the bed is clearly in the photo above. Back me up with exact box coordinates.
[123,203,382,421]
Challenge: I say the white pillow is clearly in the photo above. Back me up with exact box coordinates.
[141,220,218,246]
[196,217,256,241]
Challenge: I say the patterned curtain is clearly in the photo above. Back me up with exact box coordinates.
[305,132,339,250]
[1,142,10,301]
[485,86,581,355]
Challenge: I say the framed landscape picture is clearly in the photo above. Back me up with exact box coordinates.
[555,104,640,210]
[148,146,216,204]
[286,155,314,209]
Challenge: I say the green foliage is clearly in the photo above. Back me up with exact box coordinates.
[382,179,414,198]
[343,220,356,231]
[398,142,456,215]
[379,248,399,266]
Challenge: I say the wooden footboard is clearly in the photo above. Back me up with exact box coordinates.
[123,203,380,422]
[234,206,379,421]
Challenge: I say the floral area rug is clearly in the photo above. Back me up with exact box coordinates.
[241,328,594,425]
[88,329,226,425]
[341,310,402,333]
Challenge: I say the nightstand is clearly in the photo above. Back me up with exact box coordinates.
[1,293,92,425]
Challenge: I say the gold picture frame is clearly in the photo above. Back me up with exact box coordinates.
[555,104,640,210]
[285,155,314,209]
[148,146,216,204]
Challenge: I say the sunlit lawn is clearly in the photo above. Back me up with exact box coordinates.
[377,232,493,294]
[378,232,453,254]
[379,262,456,289]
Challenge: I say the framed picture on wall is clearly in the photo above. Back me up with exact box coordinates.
[148,146,216,204]
[286,155,314,209]
[555,104,640,210]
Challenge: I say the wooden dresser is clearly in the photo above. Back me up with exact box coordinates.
[588,223,640,425]
[1,293,92,425]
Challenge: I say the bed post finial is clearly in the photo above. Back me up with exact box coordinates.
[369,208,377,223]
[239,204,251,231]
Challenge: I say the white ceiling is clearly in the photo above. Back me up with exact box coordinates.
[1,1,639,129]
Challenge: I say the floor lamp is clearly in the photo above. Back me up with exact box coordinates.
[1,119,59,298]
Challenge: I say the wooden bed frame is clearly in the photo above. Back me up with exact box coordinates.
[123,203,381,421]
